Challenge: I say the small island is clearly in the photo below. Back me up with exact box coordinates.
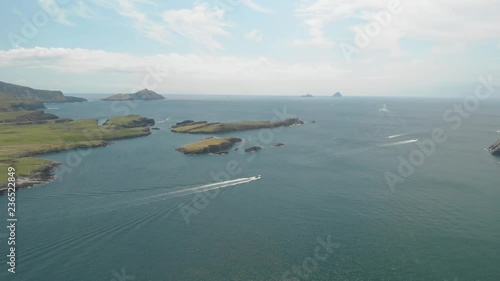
[176,137,242,155]
[301,94,313,98]
[488,140,500,156]
[171,118,304,134]
[245,146,262,153]
[102,89,165,101]
[333,92,342,97]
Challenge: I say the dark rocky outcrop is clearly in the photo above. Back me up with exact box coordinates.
[273,143,285,147]
[488,140,500,156]
[8,101,46,111]
[245,146,262,153]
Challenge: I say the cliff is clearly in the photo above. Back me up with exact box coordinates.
[0,80,87,106]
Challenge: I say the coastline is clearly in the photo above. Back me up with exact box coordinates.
[0,114,155,193]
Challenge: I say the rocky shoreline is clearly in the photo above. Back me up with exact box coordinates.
[0,162,61,194]
[488,140,500,156]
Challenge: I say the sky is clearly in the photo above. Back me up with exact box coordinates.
[0,0,499,96]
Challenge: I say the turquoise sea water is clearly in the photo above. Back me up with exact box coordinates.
[1,96,500,281]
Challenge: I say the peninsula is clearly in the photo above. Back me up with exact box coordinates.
[102,89,165,101]
[0,83,155,192]
[171,118,304,134]
[0,80,87,106]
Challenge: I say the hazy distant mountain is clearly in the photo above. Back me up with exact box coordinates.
[102,89,165,101]
[333,92,342,97]
[0,81,87,103]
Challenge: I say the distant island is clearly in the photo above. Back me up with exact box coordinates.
[0,82,155,192]
[102,89,165,101]
[301,94,313,98]
[171,118,304,134]
[176,137,242,155]
[333,92,342,97]
[488,140,500,156]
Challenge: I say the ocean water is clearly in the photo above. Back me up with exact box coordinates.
[1,96,500,281]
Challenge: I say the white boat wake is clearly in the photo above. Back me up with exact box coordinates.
[89,176,262,214]
[140,176,261,202]
[387,132,411,139]
[379,139,418,147]
[157,117,171,123]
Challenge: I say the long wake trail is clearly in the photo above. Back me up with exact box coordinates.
[25,177,261,223]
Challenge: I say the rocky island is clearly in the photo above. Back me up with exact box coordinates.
[102,89,165,101]
[0,83,156,192]
[488,140,500,156]
[333,92,342,97]
[171,118,304,134]
[245,146,262,153]
[176,137,242,155]
[301,94,313,98]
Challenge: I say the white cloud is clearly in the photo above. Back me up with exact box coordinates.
[294,0,500,53]
[0,47,490,96]
[244,29,263,43]
[114,0,171,46]
[74,1,98,19]
[241,0,276,14]
[292,18,334,48]
[430,43,466,56]
[38,1,234,50]
[162,3,232,50]
[37,0,74,26]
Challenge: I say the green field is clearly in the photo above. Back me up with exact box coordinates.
[176,137,241,154]
[0,112,152,187]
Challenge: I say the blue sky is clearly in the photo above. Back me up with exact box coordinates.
[0,0,499,96]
